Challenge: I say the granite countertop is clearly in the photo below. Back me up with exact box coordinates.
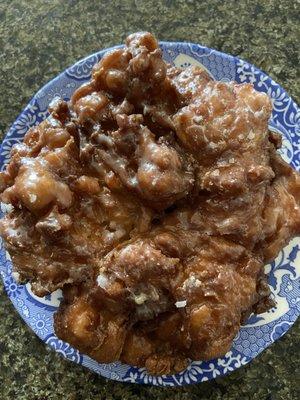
[0,1,299,399]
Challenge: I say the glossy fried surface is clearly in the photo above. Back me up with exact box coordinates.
[55,230,266,374]
[1,32,300,374]
[0,103,151,295]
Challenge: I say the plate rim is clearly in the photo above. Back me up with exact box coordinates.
[0,40,299,386]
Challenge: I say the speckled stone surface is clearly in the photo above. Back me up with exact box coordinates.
[0,0,299,399]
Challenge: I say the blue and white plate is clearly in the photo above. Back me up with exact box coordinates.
[0,42,299,387]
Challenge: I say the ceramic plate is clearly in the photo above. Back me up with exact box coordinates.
[0,42,299,387]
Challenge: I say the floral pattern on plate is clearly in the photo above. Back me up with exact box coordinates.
[0,42,299,386]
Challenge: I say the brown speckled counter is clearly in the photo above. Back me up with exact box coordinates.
[0,1,299,399]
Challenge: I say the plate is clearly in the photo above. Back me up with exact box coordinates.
[0,42,299,387]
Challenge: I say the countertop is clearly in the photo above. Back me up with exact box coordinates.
[0,1,299,399]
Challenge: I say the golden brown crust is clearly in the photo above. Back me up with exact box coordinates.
[1,32,300,374]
